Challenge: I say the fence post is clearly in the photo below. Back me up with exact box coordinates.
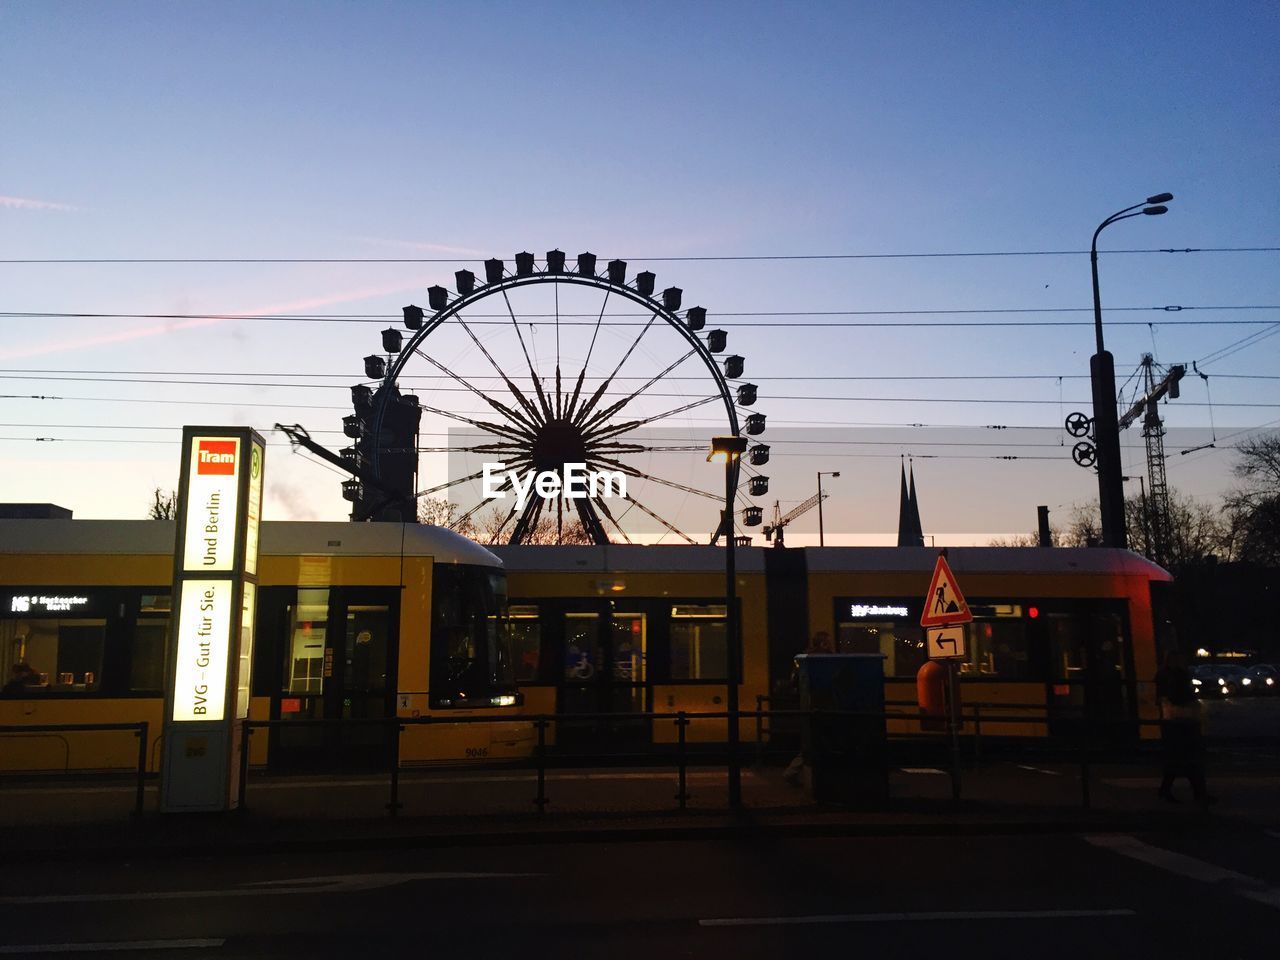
[755,695,765,765]
[387,721,404,817]
[237,720,252,813]
[1079,733,1092,810]
[133,721,149,817]
[947,663,962,801]
[676,712,689,810]
[972,703,982,761]
[534,717,549,812]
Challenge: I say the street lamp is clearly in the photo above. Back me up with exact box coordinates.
[817,471,840,547]
[709,434,748,809]
[1090,192,1172,550]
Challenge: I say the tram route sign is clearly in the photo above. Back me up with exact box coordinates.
[919,553,972,628]
[161,426,265,814]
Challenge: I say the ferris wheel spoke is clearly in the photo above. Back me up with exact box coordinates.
[453,310,547,427]
[417,402,532,443]
[571,311,659,427]
[583,395,720,444]
[617,492,697,545]
[412,347,540,434]
[454,472,518,531]
[586,441,648,455]
[586,454,723,502]
[500,287,555,421]
[571,496,609,545]
[414,468,492,499]
[579,348,698,433]
[591,494,633,545]
[563,287,613,422]
[483,502,520,545]
[510,494,546,545]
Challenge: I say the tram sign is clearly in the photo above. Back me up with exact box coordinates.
[162,426,264,813]
[926,625,967,661]
[919,553,972,627]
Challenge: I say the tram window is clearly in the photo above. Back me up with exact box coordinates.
[961,615,1031,680]
[283,589,329,696]
[1,618,105,692]
[129,593,171,692]
[837,623,925,677]
[130,621,169,692]
[670,605,727,680]
[1047,612,1086,680]
[507,605,542,682]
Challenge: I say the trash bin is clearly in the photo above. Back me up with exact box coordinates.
[796,653,888,805]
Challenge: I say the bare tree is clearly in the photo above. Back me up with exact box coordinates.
[1226,432,1280,566]
[147,488,178,520]
[417,496,476,539]
[987,531,1057,548]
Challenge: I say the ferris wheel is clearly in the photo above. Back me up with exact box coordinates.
[346,251,769,545]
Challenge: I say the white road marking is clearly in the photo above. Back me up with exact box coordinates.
[700,909,1135,926]
[1083,834,1280,910]
[0,939,223,954]
[1016,764,1063,776]
[898,767,946,775]
[0,770,740,795]
[0,872,543,905]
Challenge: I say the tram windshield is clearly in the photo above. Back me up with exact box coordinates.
[429,564,520,709]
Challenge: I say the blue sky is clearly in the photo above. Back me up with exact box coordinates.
[2,1,1277,542]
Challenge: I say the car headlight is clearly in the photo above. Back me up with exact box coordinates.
[1267,677,1275,686]
[1242,677,1252,685]
[1218,678,1226,685]
[1192,678,1202,686]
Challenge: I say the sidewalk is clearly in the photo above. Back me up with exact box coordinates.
[3,757,1277,860]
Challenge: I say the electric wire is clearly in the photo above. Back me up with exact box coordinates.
[1,247,1276,264]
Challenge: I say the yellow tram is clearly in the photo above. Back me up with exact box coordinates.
[2,519,1174,773]
[0,519,527,772]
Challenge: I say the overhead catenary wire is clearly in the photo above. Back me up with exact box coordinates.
[0,246,1276,264]
[0,305,1277,327]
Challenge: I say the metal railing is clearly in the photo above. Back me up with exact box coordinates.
[2,706,1194,820]
[0,721,149,816]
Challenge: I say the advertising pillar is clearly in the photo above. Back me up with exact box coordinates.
[160,427,264,812]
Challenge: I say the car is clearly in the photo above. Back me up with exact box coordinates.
[1189,664,1224,697]
[1216,665,1251,696]
[1244,664,1278,695]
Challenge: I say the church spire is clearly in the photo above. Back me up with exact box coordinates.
[907,460,925,546]
[896,458,915,547]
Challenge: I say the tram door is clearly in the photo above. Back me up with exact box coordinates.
[271,587,398,769]
[1045,604,1135,741]
[558,607,649,751]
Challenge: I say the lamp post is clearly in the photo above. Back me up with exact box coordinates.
[1090,192,1172,549]
[709,434,748,809]
[817,471,840,547]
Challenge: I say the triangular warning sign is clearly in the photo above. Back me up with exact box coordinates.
[920,554,973,627]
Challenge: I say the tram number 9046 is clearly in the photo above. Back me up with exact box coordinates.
[465,747,489,759]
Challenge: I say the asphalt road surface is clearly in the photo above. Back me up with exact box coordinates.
[3,830,1278,958]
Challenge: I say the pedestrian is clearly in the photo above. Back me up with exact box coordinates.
[783,632,836,785]
[1154,651,1213,808]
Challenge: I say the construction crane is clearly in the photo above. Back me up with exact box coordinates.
[1117,355,1185,567]
[762,492,827,548]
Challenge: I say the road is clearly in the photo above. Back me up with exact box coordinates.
[3,830,1278,958]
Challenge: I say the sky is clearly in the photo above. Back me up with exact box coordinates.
[1,0,1277,545]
